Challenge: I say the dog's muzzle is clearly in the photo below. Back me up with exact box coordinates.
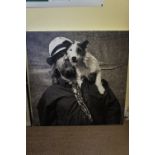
[72,57,78,63]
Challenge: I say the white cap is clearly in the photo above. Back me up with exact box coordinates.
[49,37,72,57]
[47,37,72,65]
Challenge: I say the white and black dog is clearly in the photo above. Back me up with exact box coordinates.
[66,40,105,95]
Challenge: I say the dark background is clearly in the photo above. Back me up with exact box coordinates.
[26,31,129,125]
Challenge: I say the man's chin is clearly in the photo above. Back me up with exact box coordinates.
[64,71,76,80]
[61,69,76,81]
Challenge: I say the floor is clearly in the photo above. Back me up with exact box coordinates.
[27,121,129,155]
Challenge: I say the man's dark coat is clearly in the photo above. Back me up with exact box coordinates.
[37,78,122,125]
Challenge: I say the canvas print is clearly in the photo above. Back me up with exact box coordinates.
[26,31,129,125]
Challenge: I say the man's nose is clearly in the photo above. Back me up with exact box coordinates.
[64,54,68,60]
[64,57,71,67]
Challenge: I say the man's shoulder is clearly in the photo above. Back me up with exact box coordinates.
[38,84,68,107]
[43,84,64,94]
[42,83,72,97]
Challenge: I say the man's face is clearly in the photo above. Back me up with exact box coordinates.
[56,53,76,80]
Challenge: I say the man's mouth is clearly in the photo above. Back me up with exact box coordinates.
[64,68,76,79]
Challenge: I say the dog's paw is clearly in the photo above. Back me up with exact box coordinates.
[97,85,105,95]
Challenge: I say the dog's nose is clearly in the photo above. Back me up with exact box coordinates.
[72,57,77,63]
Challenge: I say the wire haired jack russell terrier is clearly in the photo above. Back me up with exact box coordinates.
[66,40,105,95]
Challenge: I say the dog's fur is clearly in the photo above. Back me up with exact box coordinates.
[66,40,105,94]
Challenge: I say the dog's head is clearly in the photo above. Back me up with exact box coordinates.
[67,40,89,66]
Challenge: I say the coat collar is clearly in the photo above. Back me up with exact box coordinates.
[58,78,73,88]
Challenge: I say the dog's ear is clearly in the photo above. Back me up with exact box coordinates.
[79,40,89,50]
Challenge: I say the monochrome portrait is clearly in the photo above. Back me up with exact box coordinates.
[26,31,129,125]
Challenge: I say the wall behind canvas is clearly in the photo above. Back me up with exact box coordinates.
[26,0,129,125]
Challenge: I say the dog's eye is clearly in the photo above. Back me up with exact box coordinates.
[69,49,72,51]
[77,48,81,53]
[77,48,84,54]
[77,47,85,56]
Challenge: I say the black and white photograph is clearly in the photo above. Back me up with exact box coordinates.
[26,31,129,126]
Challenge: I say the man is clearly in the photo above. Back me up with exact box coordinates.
[37,37,122,125]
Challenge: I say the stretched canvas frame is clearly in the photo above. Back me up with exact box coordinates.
[26,31,129,125]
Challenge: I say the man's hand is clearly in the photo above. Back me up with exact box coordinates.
[81,78,122,124]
